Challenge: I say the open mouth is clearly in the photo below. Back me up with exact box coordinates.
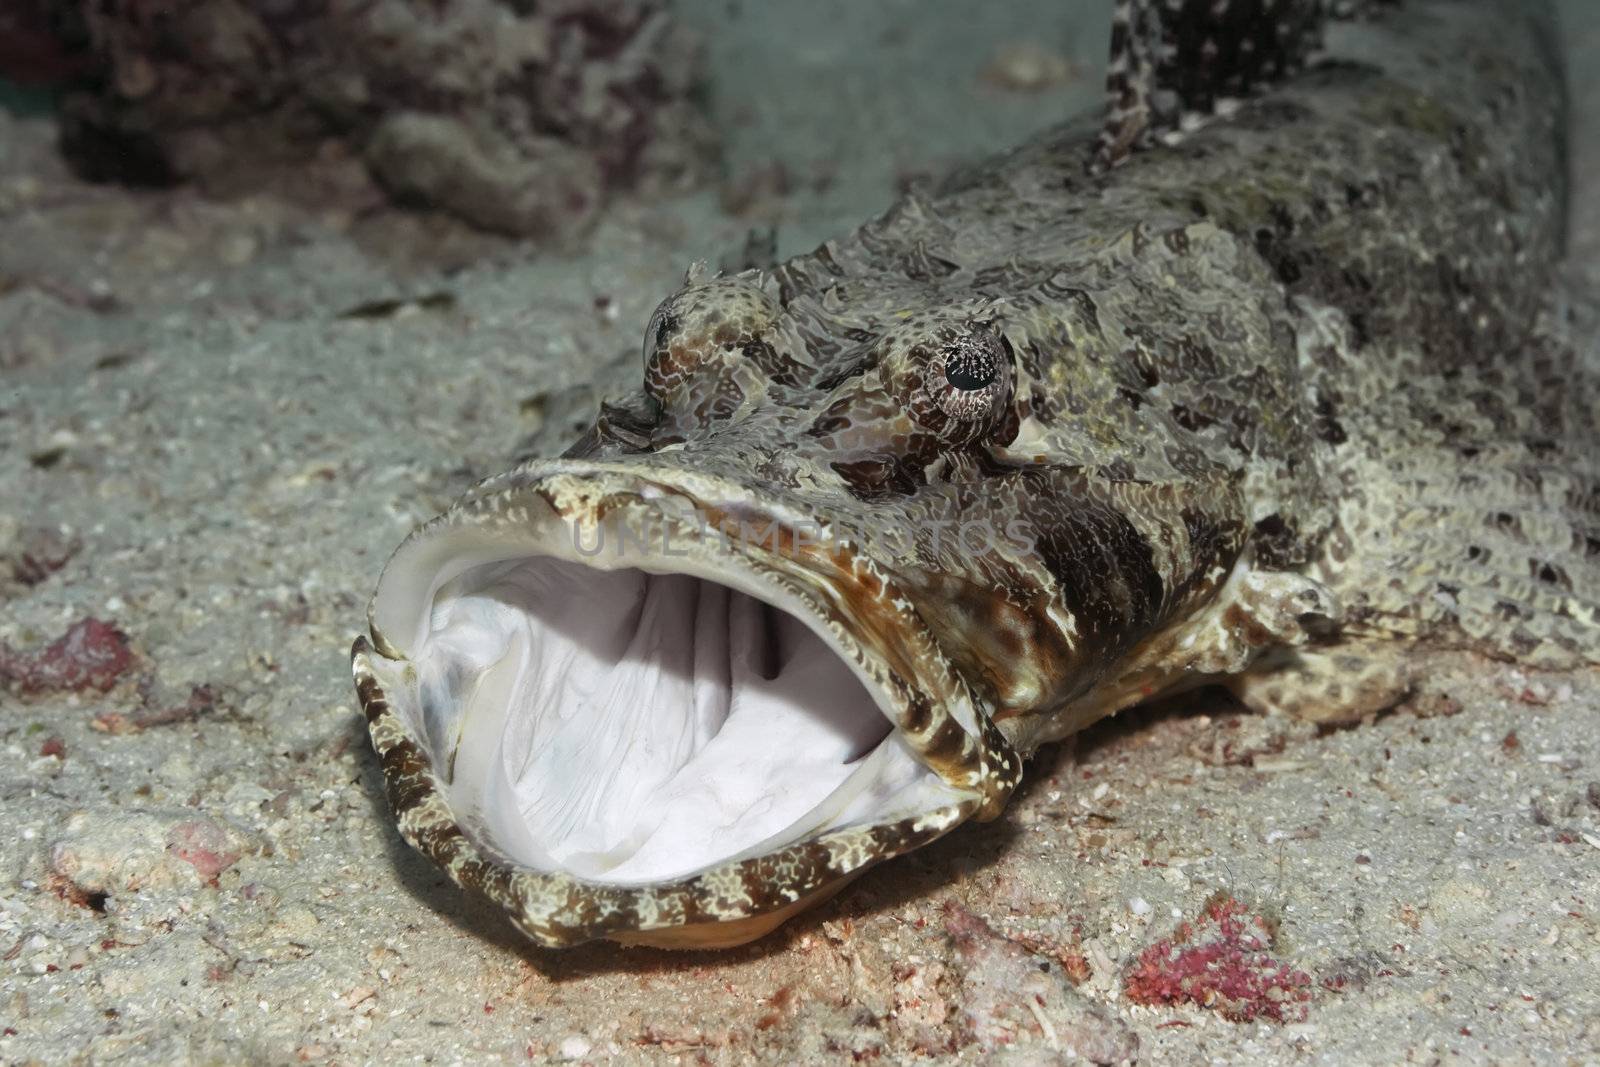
[403,557,941,883]
[356,463,987,942]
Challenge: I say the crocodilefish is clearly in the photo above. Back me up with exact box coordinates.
[351,0,1596,948]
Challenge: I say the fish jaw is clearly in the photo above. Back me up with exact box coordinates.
[352,458,1017,948]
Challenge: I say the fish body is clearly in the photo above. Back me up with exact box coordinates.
[352,0,1596,948]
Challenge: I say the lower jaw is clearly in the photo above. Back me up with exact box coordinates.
[609,877,861,949]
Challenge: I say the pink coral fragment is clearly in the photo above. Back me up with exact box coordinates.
[166,819,241,885]
[0,617,134,695]
[1124,895,1312,1023]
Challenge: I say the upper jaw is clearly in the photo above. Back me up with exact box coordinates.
[354,457,1016,947]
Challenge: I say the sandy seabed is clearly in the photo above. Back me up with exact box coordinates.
[1,2,1597,1064]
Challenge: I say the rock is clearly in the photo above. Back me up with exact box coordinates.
[44,809,248,903]
[34,0,713,235]
[365,113,602,240]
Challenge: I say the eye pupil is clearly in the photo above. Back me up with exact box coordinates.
[943,345,997,391]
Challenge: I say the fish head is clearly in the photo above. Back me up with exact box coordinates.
[351,267,1129,949]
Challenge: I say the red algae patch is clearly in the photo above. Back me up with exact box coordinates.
[1124,894,1312,1023]
[0,617,134,695]
[166,819,243,886]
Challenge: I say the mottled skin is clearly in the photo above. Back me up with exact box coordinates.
[353,0,1596,946]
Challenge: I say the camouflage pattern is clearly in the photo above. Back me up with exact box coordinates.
[353,0,1595,946]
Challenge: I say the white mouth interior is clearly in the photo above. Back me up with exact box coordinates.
[383,553,954,885]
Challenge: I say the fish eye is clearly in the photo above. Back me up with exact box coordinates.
[928,327,1009,422]
[809,318,1015,453]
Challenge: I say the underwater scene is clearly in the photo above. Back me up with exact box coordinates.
[0,1,1597,1063]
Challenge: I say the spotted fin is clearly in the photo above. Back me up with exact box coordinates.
[1230,642,1413,725]
[1092,0,1389,170]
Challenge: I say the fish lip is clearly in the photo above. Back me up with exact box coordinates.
[355,456,1007,946]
